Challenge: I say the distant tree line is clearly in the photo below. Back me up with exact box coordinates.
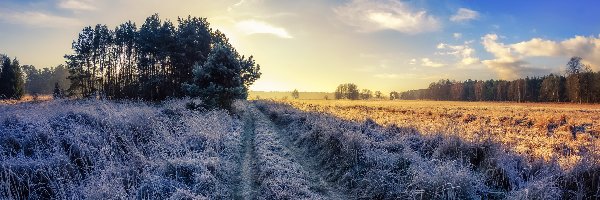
[334,83,383,100]
[394,57,600,103]
[22,65,70,95]
[0,55,24,100]
[64,14,260,109]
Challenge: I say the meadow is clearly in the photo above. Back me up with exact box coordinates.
[1,99,599,199]
[282,100,600,168]
[256,99,600,199]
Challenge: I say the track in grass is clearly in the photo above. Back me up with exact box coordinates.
[235,102,349,199]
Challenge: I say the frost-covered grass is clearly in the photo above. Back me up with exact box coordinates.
[256,100,600,199]
[235,102,324,199]
[0,99,241,199]
[2,98,598,199]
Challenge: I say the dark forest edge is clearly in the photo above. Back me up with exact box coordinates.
[391,57,599,103]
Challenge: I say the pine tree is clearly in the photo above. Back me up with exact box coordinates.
[184,43,260,110]
[0,56,25,100]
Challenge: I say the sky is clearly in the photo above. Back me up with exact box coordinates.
[1,0,600,93]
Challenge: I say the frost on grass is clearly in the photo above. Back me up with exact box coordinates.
[256,100,599,199]
[0,99,241,199]
[235,102,324,199]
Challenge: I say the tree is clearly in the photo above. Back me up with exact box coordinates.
[566,57,589,75]
[565,56,591,103]
[389,91,400,100]
[474,80,484,101]
[0,56,25,99]
[540,74,561,102]
[374,91,382,99]
[360,89,372,100]
[184,43,260,110]
[173,16,212,96]
[334,83,359,100]
[53,82,63,99]
[114,21,138,99]
[291,89,300,99]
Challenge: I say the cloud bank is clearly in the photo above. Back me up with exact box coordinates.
[481,34,600,79]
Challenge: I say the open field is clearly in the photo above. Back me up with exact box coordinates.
[2,99,599,199]
[248,91,333,100]
[281,100,600,168]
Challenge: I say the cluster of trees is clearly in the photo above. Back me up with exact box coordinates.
[334,83,383,100]
[22,65,70,95]
[0,55,24,99]
[65,14,260,108]
[395,57,600,103]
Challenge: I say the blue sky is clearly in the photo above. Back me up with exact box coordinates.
[1,0,599,92]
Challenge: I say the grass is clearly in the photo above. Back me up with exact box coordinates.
[0,99,242,199]
[257,100,600,199]
[281,99,600,169]
[2,98,599,199]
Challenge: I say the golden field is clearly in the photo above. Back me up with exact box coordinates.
[281,99,600,168]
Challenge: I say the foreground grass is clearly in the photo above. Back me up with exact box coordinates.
[2,99,598,199]
[0,99,242,199]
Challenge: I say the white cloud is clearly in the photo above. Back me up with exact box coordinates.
[0,11,82,28]
[58,0,96,11]
[481,34,529,79]
[334,0,440,34]
[421,58,445,68]
[235,19,293,39]
[409,58,417,65]
[453,32,462,39]
[560,36,600,67]
[450,8,479,22]
[511,38,561,56]
[481,34,600,79]
[437,41,480,66]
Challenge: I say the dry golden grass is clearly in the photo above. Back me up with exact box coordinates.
[282,99,600,168]
[0,95,53,105]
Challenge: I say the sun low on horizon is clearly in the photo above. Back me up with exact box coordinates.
[2,0,600,94]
